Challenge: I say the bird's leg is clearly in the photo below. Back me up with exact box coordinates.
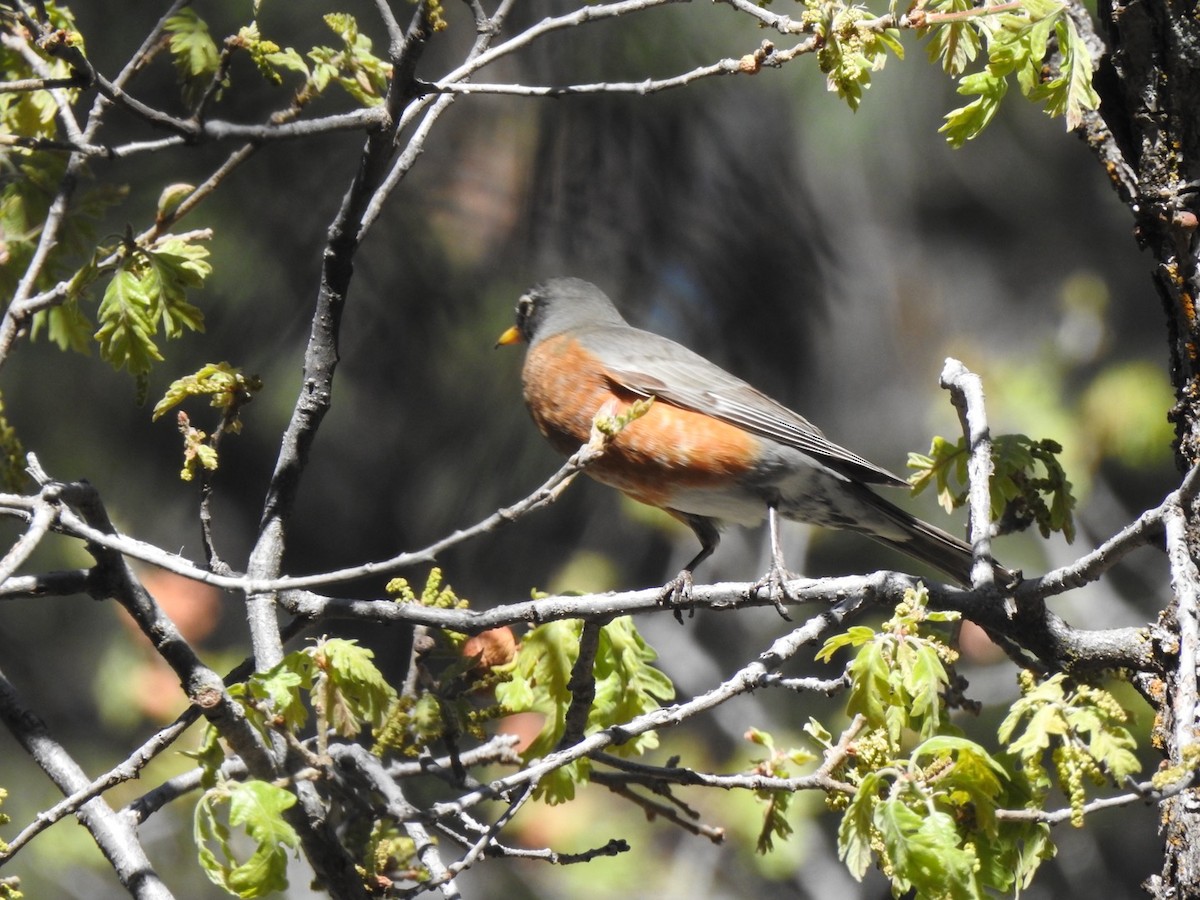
[751,504,795,620]
[660,513,719,623]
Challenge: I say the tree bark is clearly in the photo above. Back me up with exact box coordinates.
[1093,0,1200,892]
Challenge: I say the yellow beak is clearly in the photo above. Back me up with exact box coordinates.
[495,325,523,348]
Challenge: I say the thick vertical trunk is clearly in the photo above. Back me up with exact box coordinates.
[1097,0,1200,892]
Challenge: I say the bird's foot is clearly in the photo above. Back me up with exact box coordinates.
[658,568,696,624]
[751,564,795,621]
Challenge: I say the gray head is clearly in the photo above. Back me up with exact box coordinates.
[506,278,629,346]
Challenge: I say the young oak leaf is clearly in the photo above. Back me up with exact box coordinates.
[311,638,397,738]
[195,780,299,899]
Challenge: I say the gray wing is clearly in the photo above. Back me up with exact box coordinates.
[592,325,908,487]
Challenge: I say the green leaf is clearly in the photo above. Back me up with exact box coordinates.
[912,735,1008,821]
[905,642,950,739]
[165,8,221,106]
[38,299,94,355]
[909,433,1076,541]
[495,618,672,802]
[838,770,881,878]
[845,641,891,734]
[815,625,877,662]
[312,638,397,737]
[153,361,262,424]
[195,780,298,899]
[95,265,162,377]
[940,72,1008,146]
[921,0,982,74]
[156,183,195,224]
[494,619,580,761]
[248,658,311,731]
[165,8,221,78]
[588,617,675,757]
[303,13,391,107]
[143,237,210,338]
[875,801,982,899]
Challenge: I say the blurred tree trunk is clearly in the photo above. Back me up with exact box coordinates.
[1096,0,1200,893]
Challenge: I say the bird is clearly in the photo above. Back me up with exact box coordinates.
[497,277,1003,612]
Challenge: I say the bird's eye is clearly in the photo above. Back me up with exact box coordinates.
[515,293,535,325]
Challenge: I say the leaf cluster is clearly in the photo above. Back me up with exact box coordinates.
[816,588,1054,896]
[928,0,1099,145]
[1000,670,1141,826]
[494,617,675,803]
[154,362,262,481]
[375,572,511,759]
[372,639,504,761]
[385,567,468,610]
[816,585,963,744]
[744,727,818,853]
[0,1,82,139]
[355,821,423,894]
[164,8,222,109]
[165,10,393,110]
[909,433,1076,541]
[807,587,1146,896]
[802,0,904,110]
[244,638,398,755]
[89,234,211,397]
[190,638,400,897]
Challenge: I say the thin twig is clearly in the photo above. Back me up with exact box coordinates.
[0,667,176,898]
[426,608,856,820]
[591,773,726,841]
[331,745,461,898]
[45,446,592,594]
[424,39,817,98]
[0,495,55,585]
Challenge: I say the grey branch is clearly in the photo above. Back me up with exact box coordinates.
[0,667,175,899]
[939,358,1000,589]
[426,608,856,821]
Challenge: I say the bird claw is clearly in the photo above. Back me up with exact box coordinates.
[751,565,795,621]
[658,569,696,624]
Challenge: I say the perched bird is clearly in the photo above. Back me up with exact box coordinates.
[498,277,995,608]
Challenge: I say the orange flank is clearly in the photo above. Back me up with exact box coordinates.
[522,334,761,507]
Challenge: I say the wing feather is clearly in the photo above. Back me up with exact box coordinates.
[593,326,907,487]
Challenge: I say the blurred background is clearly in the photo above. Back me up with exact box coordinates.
[0,0,1176,897]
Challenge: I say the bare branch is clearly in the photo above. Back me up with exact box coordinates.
[358,0,519,237]
[0,714,195,862]
[331,744,461,898]
[244,1,438,672]
[0,667,176,898]
[592,713,865,797]
[590,772,726,841]
[45,477,278,774]
[424,38,817,98]
[0,493,55,584]
[426,608,854,820]
[560,621,603,749]
[0,568,90,599]
[939,358,1000,588]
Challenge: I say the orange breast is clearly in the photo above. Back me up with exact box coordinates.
[522,334,762,508]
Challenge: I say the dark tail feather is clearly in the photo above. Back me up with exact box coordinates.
[855,489,1014,588]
